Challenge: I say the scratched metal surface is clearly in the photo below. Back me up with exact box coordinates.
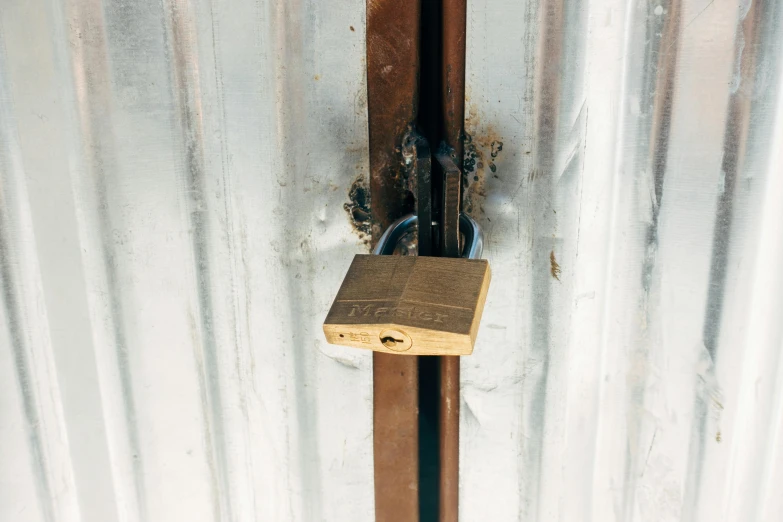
[0,0,373,520]
[463,0,783,520]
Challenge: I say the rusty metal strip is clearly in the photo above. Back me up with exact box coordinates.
[439,0,467,520]
[442,0,467,168]
[435,146,461,258]
[438,355,460,521]
[367,0,422,520]
[367,0,421,230]
[434,147,461,522]
[404,131,433,257]
[372,354,419,521]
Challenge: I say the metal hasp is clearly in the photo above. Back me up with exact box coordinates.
[402,132,433,256]
[365,0,469,518]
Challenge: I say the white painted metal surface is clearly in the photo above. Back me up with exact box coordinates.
[0,0,372,521]
[2,0,783,521]
[463,0,783,521]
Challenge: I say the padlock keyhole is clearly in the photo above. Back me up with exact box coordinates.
[381,335,404,348]
[378,328,413,352]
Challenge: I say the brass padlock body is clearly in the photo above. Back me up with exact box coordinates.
[323,254,491,355]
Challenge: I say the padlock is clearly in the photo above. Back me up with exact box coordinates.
[323,213,490,355]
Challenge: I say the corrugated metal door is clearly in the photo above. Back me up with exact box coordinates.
[462,0,783,520]
[2,0,782,521]
[0,0,373,520]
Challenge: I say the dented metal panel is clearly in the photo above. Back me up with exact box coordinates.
[0,0,372,521]
[463,0,783,521]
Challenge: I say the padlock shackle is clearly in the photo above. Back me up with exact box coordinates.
[459,213,484,259]
[372,213,484,259]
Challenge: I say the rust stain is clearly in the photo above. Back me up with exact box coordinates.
[550,250,561,280]
[344,176,373,247]
[461,112,505,218]
[489,139,503,172]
